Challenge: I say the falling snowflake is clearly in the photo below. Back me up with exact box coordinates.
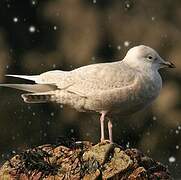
[53,26,57,30]
[31,0,37,5]
[124,41,130,47]
[117,45,121,50]
[93,0,96,4]
[29,26,36,33]
[169,156,176,163]
[146,131,150,136]
[151,16,155,21]
[176,145,179,150]
[91,56,96,61]
[125,3,130,8]
[126,142,130,148]
[50,112,54,116]
[12,150,16,154]
[13,17,18,23]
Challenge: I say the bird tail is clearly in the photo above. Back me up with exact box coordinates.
[21,93,55,103]
[0,84,58,103]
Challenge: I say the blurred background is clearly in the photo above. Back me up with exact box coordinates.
[0,0,180,178]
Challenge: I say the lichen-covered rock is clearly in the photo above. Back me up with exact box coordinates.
[0,140,173,179]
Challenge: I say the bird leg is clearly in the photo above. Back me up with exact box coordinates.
[108,120,113,143]
[100,112,106,142]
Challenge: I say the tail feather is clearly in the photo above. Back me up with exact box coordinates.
[0,84,57,93]
[6,74,40,82]
[22,93,55,103]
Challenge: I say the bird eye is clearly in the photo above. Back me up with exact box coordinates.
[148,55,153,60]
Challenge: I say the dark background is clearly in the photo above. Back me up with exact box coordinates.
[0,0,180,178]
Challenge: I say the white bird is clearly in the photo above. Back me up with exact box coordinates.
[0,45,175,143]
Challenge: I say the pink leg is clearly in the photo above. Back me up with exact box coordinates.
[100,112,106,142]
[108,120,113,143]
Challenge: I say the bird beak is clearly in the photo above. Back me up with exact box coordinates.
[160,61,176,68]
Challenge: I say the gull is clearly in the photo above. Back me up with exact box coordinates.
[0,45,175,143]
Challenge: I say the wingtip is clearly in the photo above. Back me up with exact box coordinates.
[5,74,39,82]
[5,74,22,78]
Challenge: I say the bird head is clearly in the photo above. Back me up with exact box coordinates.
[124,45,175,71]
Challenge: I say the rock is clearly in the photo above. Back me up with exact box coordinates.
[0,140,173,179]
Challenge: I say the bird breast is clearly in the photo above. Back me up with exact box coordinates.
[123,71,162,114]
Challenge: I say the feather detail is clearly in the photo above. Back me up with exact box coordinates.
[21,93,55,103]
[0,84,57,93]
